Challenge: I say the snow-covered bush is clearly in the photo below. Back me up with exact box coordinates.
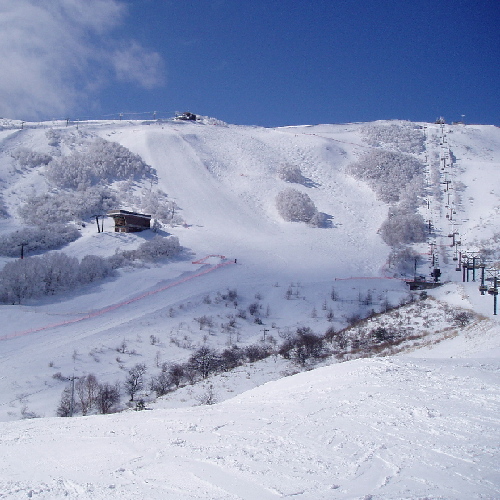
[78,255,114,284]
[276,188,319,224]
[397,176,425,213]
[123,187,181,225]
[0,257,41,303]
[278,164,304,184]
[362,122,424,154]
[0,251,116,304]
[0,225,80,257]
[38,252,80,295]
[0,252,78,303]
[18,187,117,225]
[45,128,61,147]
[387,246,421,275]
[46,138,153,189]
[135,236,181,262]
[11,148,52,169]
[347,150,424,203]
[379,213,427,247]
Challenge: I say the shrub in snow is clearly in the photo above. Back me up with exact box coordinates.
[196,384,219,406]
[278,164,304,184]
[307,210,327,228]
[136,189,180,224]
[278,326,324,365]
[454,311,474,327]
[0,252,77,303]
[11,148,52,169]
[46,137,153,190]
[362,122,424,154]
[276,188,319,224]
[135,235,181,262]
[45,128,62,147]
[18,186,117,225]
[115,183,181,226]
[244,344,272,363]
[0,257,41,304]
[150,370,173,397]
[0,251,116,304]
[78,255,114,284]
[379,212,427,247]
[36,252,79,296]
[387,246,421,275]
[347,150,424,204]
[0,225,80,257]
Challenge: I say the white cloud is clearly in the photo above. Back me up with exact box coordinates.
[0,0,165,120]
[111,41,165,90]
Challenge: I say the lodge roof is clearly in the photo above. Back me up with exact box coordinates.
[107,210,151,220]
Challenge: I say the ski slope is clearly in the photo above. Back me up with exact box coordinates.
[0,118,499,498]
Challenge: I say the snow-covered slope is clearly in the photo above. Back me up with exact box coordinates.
[1,349,498,500]
[0,118,499,498]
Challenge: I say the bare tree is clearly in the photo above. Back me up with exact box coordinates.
[188,346,219,379]
[168,364,185,388]
[75,377,90,416]
[125,363,147,401]
[194,315,214,330]
[150,371,172,397]
[57,386,73,417]
[96,382,120,414]
[75,373,99,415]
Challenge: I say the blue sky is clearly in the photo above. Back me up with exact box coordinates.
[1,0,499,127]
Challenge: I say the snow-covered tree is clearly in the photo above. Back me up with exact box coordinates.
[276,188,319,224]
[11,148,52,169]
[347,150,424,204]
[0,225,80,257]
[135,235,181,261]
[0,257,43,304]
[379,213,427,247]
[0,252,109,303]
[39,252,79,295]
[78,255,114,284]
[18,187,117,225]
[278,164,304,184]
[362,122,424,154]
[46,137,153,190]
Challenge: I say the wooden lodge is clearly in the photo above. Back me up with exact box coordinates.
[107,210,151,233]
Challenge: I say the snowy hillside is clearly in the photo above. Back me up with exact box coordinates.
[0,117,499,498]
